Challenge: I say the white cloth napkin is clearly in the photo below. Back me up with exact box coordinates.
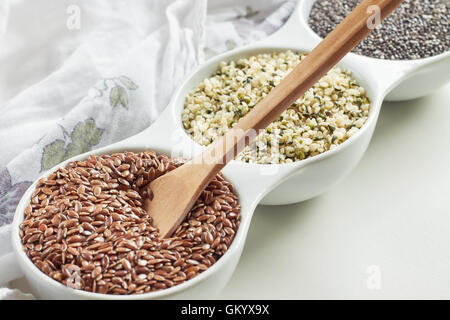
[0,0,295,298]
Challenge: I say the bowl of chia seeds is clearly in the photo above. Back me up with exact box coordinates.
[304,0,450,101]
[309,0,449,60]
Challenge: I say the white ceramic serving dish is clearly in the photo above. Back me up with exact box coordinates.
[3,0,449,299]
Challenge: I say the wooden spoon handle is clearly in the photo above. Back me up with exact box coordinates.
[236,0,402,130]
[192,0,403,172]
[150,0,404,238]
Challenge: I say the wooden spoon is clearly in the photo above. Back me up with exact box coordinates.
[144,0,404,238]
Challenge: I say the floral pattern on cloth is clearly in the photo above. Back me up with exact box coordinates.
[90,76,139,108]
[0,74,140,227]
[41,119,104,171]
[0,169,32,226]
[204,1,295,59]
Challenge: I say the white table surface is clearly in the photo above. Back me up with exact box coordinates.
[9,84,450,300]
[217,83,450,300]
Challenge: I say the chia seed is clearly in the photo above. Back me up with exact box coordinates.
[308,0,450,60]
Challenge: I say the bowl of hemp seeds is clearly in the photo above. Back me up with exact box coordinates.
[180,47,376,205]
[182,50,370,165]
